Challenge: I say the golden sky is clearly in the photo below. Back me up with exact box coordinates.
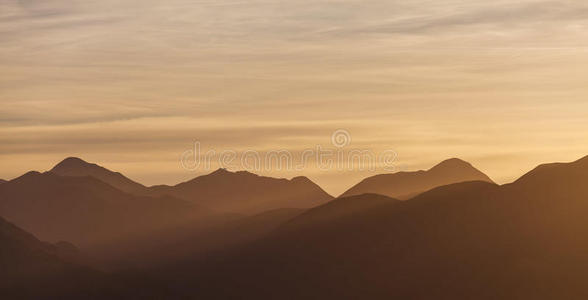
[2,0,588,194]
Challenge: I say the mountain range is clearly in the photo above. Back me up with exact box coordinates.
[0,170,202,247]
[3,155,588,299]
[0,157,337,247]
[148,168,333,214]
[158,156,588,299]
[50,157,333,214]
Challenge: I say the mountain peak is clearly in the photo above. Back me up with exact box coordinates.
[429,158,472,171]
[12,171,42,182]
[49,156,147,194]
[209,168,249,177]
[207,168,261,178]
[210,168,232,175]
[160,169,333,214]
[340,158,493,199]
[51,157,95,171]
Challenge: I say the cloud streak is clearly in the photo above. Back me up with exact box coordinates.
[2,0,588,193]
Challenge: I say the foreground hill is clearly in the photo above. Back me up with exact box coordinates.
[0,214,107,298]
[0,215,175,299]
[149,168,333,214]
[156,156,588,299]
[0,171,205,247]
[0,215,86,286]
[340,158,494,199]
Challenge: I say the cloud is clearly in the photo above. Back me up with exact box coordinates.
[2,0,588,193]
[320,1,588,37]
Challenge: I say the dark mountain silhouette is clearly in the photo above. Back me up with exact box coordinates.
[506,155,588,194]
[8,155,588,299]
[149,168,333,214]
[1,215,79,280]
[48,157,332,215]
[155,156,588,299]
[0,171,206,247]
[0,214,106,297]
[0,215,177,299]
[50,157,149,195]
[0,179,6,184]
[341,158,494,199]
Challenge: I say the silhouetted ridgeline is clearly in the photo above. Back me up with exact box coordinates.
[152,156,588,299]
[3,156,588,299]
[148,168,333,214]
[341,158,494,199]
[51,157,334,214]
[0,170,204,247]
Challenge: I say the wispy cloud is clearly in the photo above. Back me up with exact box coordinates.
[2,0,588,192]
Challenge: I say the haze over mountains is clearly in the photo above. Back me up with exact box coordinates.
[5,1,588,298]
[148,169,333,214]
[0,157,333,247]
[0,214,106,298]
[0,214,177,299]
[49,157,333,214]
[3,155,588,299]
[341,158,494,199]
[0,170,202,247]
[158,155,588,299]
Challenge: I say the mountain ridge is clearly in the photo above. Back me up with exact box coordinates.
[0,171,205,247]
[46,157,333,215]
[162,155,588,299]
[149,167,333,214]
[340,158,494,199]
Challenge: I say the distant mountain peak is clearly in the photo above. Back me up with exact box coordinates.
[57,156,89,165]
[24,170,42,176]
[11,171,42,182]
[429,158,473,171]
[51,157,99,172]
[206,168,259,178]
[154,169,333,214]
[210,168,231,175]
[341,158,493,199]
[49,156,147,194]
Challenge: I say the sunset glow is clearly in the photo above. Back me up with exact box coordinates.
[2,0,588,194]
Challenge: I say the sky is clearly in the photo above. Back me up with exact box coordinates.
[2,0,588,195]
